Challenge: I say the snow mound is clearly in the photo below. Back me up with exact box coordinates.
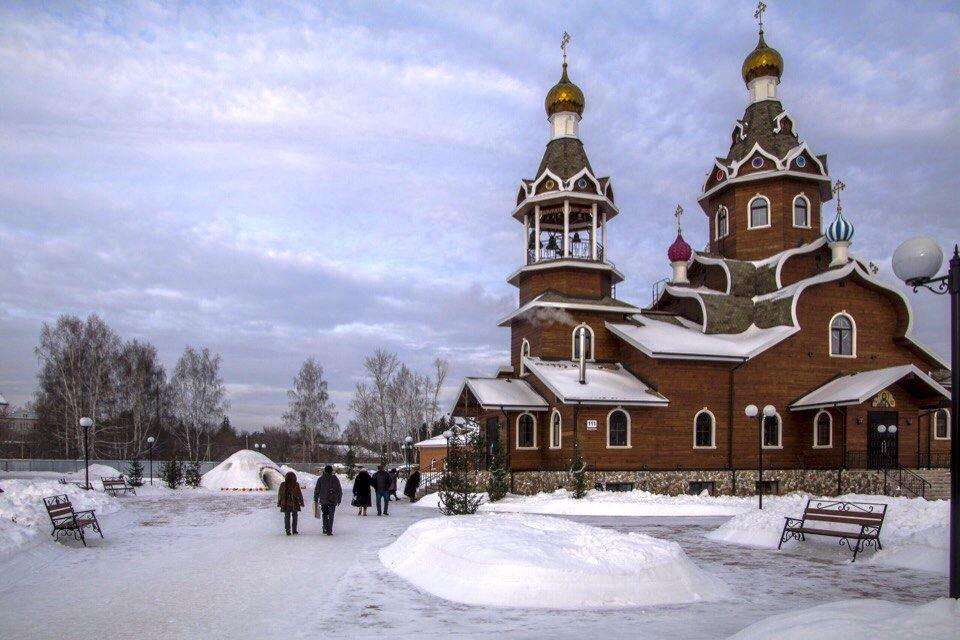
[0,479,121,553]
[201,450,281,491]
[379,513,730,609]
[62,464,124,485]
[726,597,960,640]
[706,493,950,574]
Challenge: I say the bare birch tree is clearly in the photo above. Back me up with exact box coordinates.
[116,340,165,457]
[282,357,338,461]
[167,346,229,460]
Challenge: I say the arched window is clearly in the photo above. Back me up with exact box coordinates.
[520,339,531,375]
[694,409,716,449]
[813,410,832,448]
[607,409,630,448]
[748,195,770,229]
[829,312,856,357]
[516,413,536,449]
[762,412,782,449]
[934,409,950,440]
[715,205,729,240]
[549,409,562,449]
[571,324,594,361]
[793,194,810,228]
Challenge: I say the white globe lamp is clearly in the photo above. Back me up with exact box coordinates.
[744,404,758,418]
[763,404,777,417]
[892,237,943,285]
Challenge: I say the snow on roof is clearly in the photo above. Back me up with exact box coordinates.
[498,291,640,326]
[790,365,950,411]
[457,377,548,410]
[523,357,668,406]
[607,319,796,362]
[415,425,478,448]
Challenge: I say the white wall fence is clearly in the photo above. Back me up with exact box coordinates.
[0,458,220,475]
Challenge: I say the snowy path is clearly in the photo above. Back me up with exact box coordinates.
[0,491,947,639]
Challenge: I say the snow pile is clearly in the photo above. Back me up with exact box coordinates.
[726,598,960,640]
[379,513,730,609]
[279,466,318,491]
[0,479,121,552]
[62,464,124,485]
[414,488,754,517]
[706,493,950,574]
[201,450,280,491]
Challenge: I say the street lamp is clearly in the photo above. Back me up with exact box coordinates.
[79,417,93,490]
[146,436,156,486]
[404,436,414,468]
[892,237,959,598]
[745,404,777,510]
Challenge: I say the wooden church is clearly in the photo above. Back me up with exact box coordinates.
[450,13,952,497]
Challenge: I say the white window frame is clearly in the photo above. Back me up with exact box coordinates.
[516,412,537,449]
[762,412,783,449]
[571,323,595,361]
[693,408,717,449]
[792,193,811,228]
[606,408,631,449]
[549,409,562,449]
[934,408,951,440]
[520,338,531,375]
[715,205,729,240]
[747,194,771,230]
[813,410,833,448]
[828,311,857,358]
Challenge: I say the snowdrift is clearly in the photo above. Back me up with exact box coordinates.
[201,450,282,491]
[379,513,730,609]
[705,493,950,574]
[62,464,124,485]
[726,597,960,640]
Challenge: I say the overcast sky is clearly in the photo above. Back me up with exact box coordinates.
[1,1,958,430]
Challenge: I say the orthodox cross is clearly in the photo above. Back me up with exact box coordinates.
[754,1,767,32]
[561,31,571,65]
[674,204,684,234]
[833,179,846,213]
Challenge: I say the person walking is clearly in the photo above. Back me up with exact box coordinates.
[352,468,372,516]
[277,471,304,536]
[373,464,392,516]
[313,465,342,535]
[404,468,421,503]
[389,468,399,501]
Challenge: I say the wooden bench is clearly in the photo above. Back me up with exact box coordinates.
[101,476,136,496]
[778,497,887,562]
[43,494,104,547]
[58,478,86,489]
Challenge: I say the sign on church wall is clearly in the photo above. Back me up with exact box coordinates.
[872,389,896,408]
[586,419,598,431]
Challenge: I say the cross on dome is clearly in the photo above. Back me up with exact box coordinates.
[754,1,767,33]
[674,204,684,234]
[561,31,571,64]
[833,179,846,213]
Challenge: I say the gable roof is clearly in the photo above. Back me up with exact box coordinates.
[454,377,547,411]
[523,357,668,406]
[789,364,950,411]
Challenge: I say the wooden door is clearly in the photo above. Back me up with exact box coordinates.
[867,410,899,469]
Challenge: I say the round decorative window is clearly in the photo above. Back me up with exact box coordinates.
[715,169,725,181]
[576,178,588,189]
[544,179,556,190]
[795,156,807,168]
[751,156,764,169]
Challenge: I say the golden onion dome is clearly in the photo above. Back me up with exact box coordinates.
[545,63,585,117]
[741,31,783,84]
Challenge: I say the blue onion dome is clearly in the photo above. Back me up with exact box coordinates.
[826,209,854,243]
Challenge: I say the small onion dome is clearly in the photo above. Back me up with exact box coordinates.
[667,232,693,263]
[545,63,585,116]
[826,209,855,243]
[741,31,783,84]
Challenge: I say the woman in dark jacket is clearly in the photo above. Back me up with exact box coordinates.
[277,471,304,535]
[404,469,421,502]
[352,468,373,516]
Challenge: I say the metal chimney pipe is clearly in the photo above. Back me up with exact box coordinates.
[578,327,587,385]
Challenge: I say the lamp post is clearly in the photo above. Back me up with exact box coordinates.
[404,436,414,468]
[79,417,93,490]
[146,436,156,486]
[745,404,776,509]
[892,238,959,598]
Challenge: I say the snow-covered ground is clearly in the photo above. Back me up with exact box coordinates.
[0,476,953,639]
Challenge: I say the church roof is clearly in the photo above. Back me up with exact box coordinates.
[535,137,594,180]
[724,100,799,165]
[523,357,668,406]
[454,377,548,411]
[790,365,950,411]
[498,291,640,326]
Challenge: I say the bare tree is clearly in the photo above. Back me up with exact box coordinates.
[116,340,166,458]
[282,357,338,461]
[167,346,229,460]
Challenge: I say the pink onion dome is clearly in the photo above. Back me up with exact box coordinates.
[667,233,692,263]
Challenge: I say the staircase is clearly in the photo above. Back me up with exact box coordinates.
[911,469,952,500]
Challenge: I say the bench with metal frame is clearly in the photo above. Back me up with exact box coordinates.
[778,497,887,562]
[101,476,136,496]
[43,494,104,547]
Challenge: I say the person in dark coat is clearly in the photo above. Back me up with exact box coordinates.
[404,469,421,502]
[313,465,343,535]
[277,471,304,535]
[389,468,399,500]
[373,464,392,516]
[352,468,373,516]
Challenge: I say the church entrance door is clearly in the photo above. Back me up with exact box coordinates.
[867,410,899,469]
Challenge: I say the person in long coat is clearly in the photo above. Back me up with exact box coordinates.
[352,468,373,516]
[277,471,304,535]
[313,465,343,535]
[404,469,421,502]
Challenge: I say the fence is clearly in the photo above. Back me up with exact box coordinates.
[0,458,221,475]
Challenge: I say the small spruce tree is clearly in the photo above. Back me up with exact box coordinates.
[184,460,202,488]
[127,457,144,487]
[345,446,357,480]
[161,456,184,489]
[438,429,483,515]
[569,439,588,499]
[486,443,509,502]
